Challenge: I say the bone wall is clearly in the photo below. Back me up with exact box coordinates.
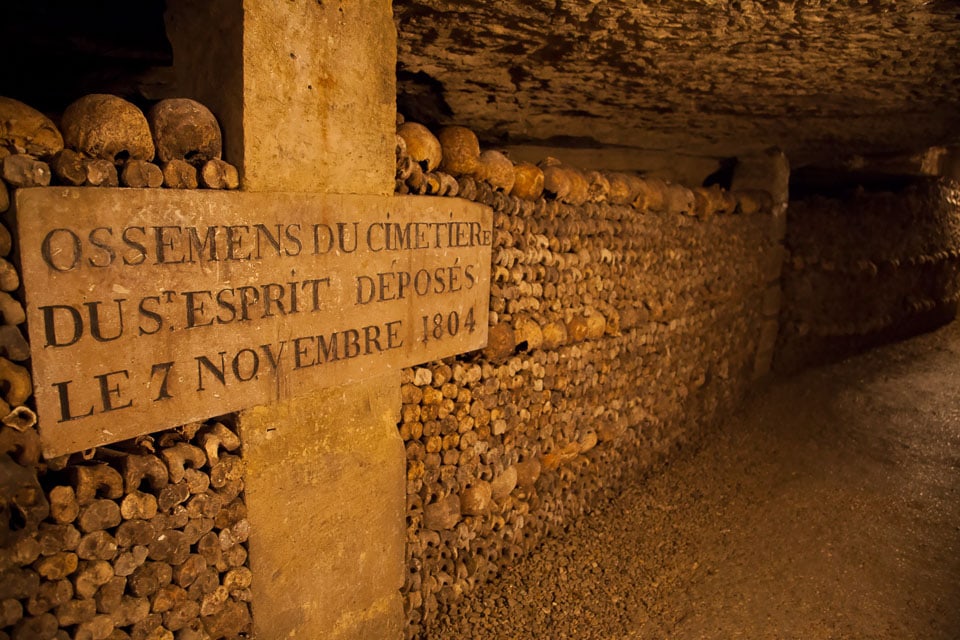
[0,96,251,640]
[2,89,780,639]
[0,420,253,640]
[393,124,779,638]
[775,179,960,372]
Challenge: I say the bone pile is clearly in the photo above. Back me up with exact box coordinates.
[1,95,251,639]
[394,118,779,638]
[0,420,252,640]
[0,95,238,192]
[777,179,960,371]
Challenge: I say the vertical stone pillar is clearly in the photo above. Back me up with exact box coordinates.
[239,377,404,639]
[166,2,404,638]
[733,147,790,379]
[165,0,396,195]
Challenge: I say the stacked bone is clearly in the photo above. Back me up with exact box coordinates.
[776,179,960,371]
[0,219,33,433]
[0,420,251,640]
[0,94,254,640]
[0,113,36,437]
[0,95,238,192]
[394,119,776,638]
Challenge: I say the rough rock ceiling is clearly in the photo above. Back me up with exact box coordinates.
[395,0,960,168]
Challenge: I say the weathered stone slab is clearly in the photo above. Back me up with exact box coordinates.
[11,187,491,457]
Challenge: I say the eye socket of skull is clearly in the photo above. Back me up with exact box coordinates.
[148,98,223,167]
[61,94,155,165]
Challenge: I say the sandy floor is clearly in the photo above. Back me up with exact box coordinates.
[432,322,960,639]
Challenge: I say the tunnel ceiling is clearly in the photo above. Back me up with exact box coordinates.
[394,0,960,168]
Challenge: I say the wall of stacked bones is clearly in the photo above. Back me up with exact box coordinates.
[392,120,780,638]
[0,96,250,640]
[0,93,781,639]
[775,179,960,372]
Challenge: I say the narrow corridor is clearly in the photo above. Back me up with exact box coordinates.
[435,322,960,639]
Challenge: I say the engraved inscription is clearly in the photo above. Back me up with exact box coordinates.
[12,188,491,457]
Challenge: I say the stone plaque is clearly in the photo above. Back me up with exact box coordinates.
[11,188,491,457]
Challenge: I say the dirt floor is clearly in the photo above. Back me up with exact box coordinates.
[433,322,960,639]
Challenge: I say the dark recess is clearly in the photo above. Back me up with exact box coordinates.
[789,167,927,200]
[397,67,454,127]
[0,0,172,115]
[703,157,737,189]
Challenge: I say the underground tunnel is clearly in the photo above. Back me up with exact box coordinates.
[0,1,959,638]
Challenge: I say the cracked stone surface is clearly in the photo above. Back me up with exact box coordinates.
[395,0,960,167]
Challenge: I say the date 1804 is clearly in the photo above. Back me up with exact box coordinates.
[420,307,477,344]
